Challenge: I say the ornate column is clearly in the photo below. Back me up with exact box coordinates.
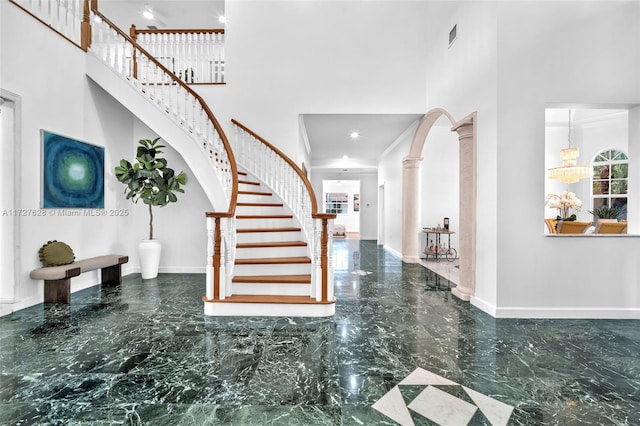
[402,156,423,263]
[451,115,476,301]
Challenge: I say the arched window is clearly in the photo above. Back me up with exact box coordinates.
[592,149,628,218]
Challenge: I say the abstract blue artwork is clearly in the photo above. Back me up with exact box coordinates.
[42,130,104,208]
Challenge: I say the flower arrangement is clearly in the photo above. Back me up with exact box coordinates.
[545,190,582,221]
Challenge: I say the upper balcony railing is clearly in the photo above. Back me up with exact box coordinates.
[88,6,237,208]
[9,0,85,48]
[130,26,225,84]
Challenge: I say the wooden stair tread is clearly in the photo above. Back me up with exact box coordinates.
[237,202,284,207]
[238,171,247,176]
[233,274,311,283]
[236,241,307,248]
[236,214,293,219]
[239,190,272,196]
[237,227,301,233]
[238,179,259,186]
[235,256,311,265]
[207,295,335,305]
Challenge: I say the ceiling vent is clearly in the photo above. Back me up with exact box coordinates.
[147,25,158,30]
[449,24,457,47]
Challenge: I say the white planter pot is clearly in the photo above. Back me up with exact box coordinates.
[138,239,162,279]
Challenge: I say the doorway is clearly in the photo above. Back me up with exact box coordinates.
[322,179,361,238]
[0,93,17,313]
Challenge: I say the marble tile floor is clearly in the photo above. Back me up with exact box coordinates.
[419,257,460,287]
[0,239,639,425]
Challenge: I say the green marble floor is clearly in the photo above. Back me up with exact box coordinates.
[1,239,639,425]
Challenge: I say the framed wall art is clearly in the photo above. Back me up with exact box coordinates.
[41,130,104,208]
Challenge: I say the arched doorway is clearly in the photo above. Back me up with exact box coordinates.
[402,108,477,301]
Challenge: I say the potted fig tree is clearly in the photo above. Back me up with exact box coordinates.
[115,137,186,279]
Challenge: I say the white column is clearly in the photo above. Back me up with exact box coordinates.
[451,116,476,301]
[402,156,423,263]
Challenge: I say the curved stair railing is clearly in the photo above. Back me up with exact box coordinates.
[9,0,334,309]
[11,0,240,302]
[86,6,239,303]
[231,119,336,303]
[8,0,85,49]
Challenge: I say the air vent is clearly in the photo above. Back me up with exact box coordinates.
[147,25,158,30]
[449,24,457,47]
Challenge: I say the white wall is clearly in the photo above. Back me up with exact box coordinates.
[311,171,378,240]
[493,1,640,317]
[0,2,216,312]
[378,123,417,256]
[422,1,500,310]
[0,3,128,309]
[378,121,461,257]
[419,125,460,254]
[421,0,640,317]
[322,180,360,233]
[197,0,431,170]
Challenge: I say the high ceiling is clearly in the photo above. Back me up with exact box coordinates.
[97,1,424,174]
[98,0,224,30]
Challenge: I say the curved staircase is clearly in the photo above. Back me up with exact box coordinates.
[11,0,337,318]
[204,170,335,317]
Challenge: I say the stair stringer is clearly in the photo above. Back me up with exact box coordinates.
[85,53,228,211]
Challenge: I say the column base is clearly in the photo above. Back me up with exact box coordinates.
[402,255,421,264]
[451,286,471,301]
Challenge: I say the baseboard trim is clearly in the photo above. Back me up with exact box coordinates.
[123,266,206,275]
[383,245,402,260]
[158,266,206,274]
[470,296,497,317]
[469,297,640,319]
[494,307,640,319]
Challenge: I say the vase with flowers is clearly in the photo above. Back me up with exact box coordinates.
[545,190,582,221]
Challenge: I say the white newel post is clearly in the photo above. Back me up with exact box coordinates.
[223,217,235,298]
[312,219,322,301]
[206,216,214,300]
[327,219,335,301]
[402,156,423,263]
[219,218,227,300]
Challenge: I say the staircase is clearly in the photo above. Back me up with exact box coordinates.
[12,0,336,318]
[204,170,335,317]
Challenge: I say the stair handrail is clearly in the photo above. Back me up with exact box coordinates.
[130,26,225,84]
[8,0,85,49]
[231,119,336,303]
[88,5,239,302]
[11,0,239,305]
[88,6,238,212]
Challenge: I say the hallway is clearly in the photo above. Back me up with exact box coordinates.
[0,240,638,424]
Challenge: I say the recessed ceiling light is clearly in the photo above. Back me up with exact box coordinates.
[350,131,359,139]
[142,9,154,20]
[343,155,349,160]
[218,15,226,23]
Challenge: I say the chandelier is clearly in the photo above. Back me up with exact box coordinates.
[547,109,592,184]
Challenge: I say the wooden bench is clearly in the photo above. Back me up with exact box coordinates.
[30,255,129,303]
